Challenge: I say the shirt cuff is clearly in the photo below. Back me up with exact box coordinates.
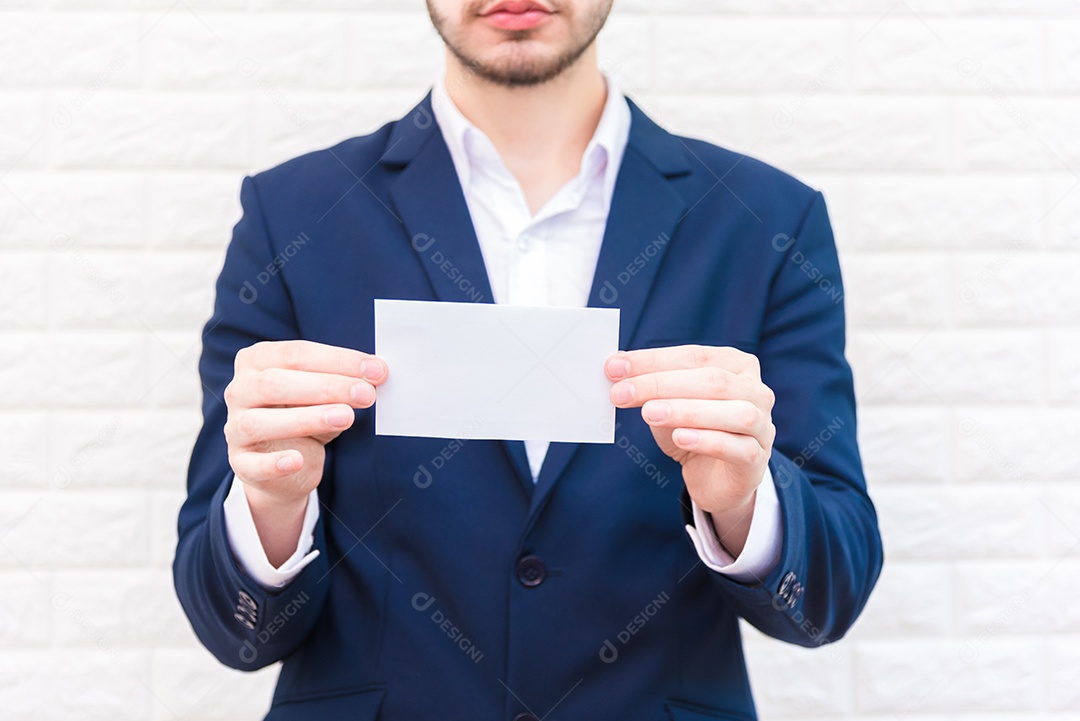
[684,465,783,584]
[222,473,321,590]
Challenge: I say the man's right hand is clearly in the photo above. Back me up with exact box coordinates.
[222,340,387,565]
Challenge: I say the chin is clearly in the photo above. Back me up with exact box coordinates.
[445,18,588,86]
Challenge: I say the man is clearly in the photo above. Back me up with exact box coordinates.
[174,1,883,719]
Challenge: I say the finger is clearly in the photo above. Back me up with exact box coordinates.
[641,398,773,441]
[610,367,770,408]
[238,340,387,381]
[230,448,305,485]
[235,368,378,409]
[606,344,758,380]
[227,404,355,448]
[670,427,769,468]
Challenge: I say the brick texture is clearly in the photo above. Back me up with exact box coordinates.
[1,2,1076,719]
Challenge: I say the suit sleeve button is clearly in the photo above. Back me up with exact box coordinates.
[778,571,796,596]
[516,555,547,588]
[776,571,800,609]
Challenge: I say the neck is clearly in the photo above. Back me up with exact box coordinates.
[442,46,607,212]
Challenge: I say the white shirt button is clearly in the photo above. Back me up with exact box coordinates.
[517,234,535,252]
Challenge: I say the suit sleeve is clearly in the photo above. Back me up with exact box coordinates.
[172,174,331,670]
[684,190,883,648]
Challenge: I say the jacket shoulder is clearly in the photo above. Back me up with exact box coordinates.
[674,135,820,214]
[245,121,399,208]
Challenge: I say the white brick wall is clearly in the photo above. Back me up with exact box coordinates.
[1,1,1076,719]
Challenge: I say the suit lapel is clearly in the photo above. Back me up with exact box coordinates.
[384,94,535,496]
[381,96,693,511]
[526,100,691,520]
[386,104,494,306]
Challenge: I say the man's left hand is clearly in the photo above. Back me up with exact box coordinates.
[605,345,776,554]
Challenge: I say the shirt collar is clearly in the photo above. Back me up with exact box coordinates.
[430,75,631,209]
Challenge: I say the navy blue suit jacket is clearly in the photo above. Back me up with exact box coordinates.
[174,94,882,721]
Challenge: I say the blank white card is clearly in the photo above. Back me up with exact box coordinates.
[374,299,619,443]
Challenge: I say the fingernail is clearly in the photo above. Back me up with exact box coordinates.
[644,401,670,422]
[277,455,298,472]
[608,356,630,379]
[675,428,700,447]
[611,381,634,405]
[326,408,352,427]
[350,383,372,403]
[361,359,384,381]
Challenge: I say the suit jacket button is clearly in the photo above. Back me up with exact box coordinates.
[513,714,539,721]
[516,555,547,588]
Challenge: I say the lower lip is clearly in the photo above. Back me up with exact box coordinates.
[482,9,551,31]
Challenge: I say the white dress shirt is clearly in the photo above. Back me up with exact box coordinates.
[223,78,783,589]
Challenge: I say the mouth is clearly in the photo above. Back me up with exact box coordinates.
[479,0,554,31]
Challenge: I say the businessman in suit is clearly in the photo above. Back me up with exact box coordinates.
[174,1,883,719]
